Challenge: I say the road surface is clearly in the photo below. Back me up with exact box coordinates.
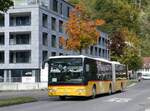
[0,80,150,111]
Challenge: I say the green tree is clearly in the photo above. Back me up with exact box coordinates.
[139,1,150,56]
[94,0,140,33]
[0,0,13,12]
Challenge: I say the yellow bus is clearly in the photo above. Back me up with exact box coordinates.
[43,55,127,100]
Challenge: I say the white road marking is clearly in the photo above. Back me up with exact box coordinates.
[106,97,132,103]
[145,109,150,111]
[147,97,150,99]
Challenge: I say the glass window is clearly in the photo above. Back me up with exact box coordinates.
[95,47,97,56]
[67,7,70,17]
[90,46,93,55]
[51,35,56,48]
[9,33,31,45]
[52,0,58,12]
[0,14,4,27]
[99,48,101,56]
[0,70,4,82]
[49,58,83,84]
[42,51,48,61]
[59,20,63,33]
[59,53,63,56]
[16,16,30,26]
[10,13,31,26]
[0,34,4,45]
[0,51,4,63]
[42,32,48,46]
[9,51,31,63]
[51,17,56,31]
[59,3,63,14]
[51,52,56,56]
[42,14,48,28]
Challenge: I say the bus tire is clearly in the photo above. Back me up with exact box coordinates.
[91,85,96,99]
[108,85,112,95]
[59,96,66,100]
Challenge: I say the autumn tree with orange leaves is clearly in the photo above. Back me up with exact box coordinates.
[59,2,105,54]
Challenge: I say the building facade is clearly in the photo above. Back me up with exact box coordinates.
[0,0,110,83]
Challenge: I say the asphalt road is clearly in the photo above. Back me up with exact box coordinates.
[0,80,150,111]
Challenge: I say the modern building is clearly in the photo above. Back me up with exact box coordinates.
[0,0,110,83]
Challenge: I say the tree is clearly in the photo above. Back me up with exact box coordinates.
[60,2,105,54]
[109,30,126,61]
[0,0,13,12]
[94,0,140,33]
[139,1,150,56]
[119,28,142,70]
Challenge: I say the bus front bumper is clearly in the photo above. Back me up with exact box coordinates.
[48,86,89,97]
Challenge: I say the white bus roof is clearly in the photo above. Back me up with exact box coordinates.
[48,55,111,63]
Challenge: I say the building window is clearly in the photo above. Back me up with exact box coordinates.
[59,37,63,49]
[42,13,48,28]
[0,51,4,63]
[0,70,4,82]
[67,7,70,17]
[59,53,63,56]
[0,33,4,45]
[11,69,32,82]
[90,46,93,55]
[9,32,31,45]
[51,35,56,48]
[51,52,56,56]
[99,37,101,45]
[102,49,105,57]
[52,0,58,12]
[95,47,97,56]
[42,32,48,46]
[51,17,56,31]
[9,51,31,63]
[10,13,31,26]
[42,51,48,61]
[60,3,63,14]
[59,20,63,33]
[99,48,101,56]
[0,14,4,27]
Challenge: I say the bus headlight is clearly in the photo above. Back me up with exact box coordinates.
[76,89,86,93]
[48,89,56,93]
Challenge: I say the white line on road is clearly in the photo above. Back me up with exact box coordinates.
[147,97,150,99]
[145,109,150,111]
[106,97,132,103]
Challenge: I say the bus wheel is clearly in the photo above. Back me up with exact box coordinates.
[108,85,112,95]
[59,96,66,100]
[91,86,96,99]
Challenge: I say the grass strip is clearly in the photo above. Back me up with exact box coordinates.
[127,79,138,87]
[0,97,37,107]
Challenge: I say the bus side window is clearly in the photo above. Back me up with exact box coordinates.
[85,64,90,72]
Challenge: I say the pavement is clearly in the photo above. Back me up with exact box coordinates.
[0,80,150,111]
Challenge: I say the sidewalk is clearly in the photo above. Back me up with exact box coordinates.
[0,90,48,101]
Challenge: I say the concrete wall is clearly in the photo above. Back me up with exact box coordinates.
[0,82,47,90]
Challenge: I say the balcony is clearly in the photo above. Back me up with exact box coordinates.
[10,13,31,26]
[12,0,48,8]
[9,50,31,63]
[9,32,31,45]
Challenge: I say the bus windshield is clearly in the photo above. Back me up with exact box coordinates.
[48,58,84,84]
